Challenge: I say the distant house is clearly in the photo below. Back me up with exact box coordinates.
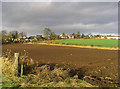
[60,34,66,39]
[28,36,38,42]
[13,38,20,43]
[107,36,120,39]
[101,36,105,39]
[19,37,27,39]
[28,36,35,39]
[60,34,74,39]
[88,34,94,38]
[68,35,74,39]
[36,35,44,40]
[65,34,70,39]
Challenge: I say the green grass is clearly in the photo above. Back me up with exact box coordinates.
[45,39,119,48]
[2,76,14,87]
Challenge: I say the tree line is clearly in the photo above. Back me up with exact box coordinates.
[1,30,27,43]
[43,28,85,40]
[1,27,100,43]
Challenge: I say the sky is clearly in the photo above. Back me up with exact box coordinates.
[1,2,118,36]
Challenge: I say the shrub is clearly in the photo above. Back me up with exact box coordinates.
[91,45,94,47]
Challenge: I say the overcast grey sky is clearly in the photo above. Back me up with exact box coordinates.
[2,2,118,36]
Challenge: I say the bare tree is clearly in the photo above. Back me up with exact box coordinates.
[8,32,13,41]
[19,32,27,39]
[77,31,80,38]
[2,30,7,43]
[62,33,65,36]
[11,31,19,39]
[49,32,56,40]
[43,28,52,37]
[72,33,76,38]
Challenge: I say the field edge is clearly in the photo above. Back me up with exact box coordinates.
[25,42,119,50]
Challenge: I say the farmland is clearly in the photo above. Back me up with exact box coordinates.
[44,39,119,48]
[2,44,118,87]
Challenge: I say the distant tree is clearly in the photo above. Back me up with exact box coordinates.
[96,34,101,38]
[61,33,65,39]
[72,33,77,38]
[77,31,80,38]
[19,32,23,38]
[11,31,19,39]
[72,33,75,36]
[56,35,61,39]
[2,30,7,43]
[36,35,44,41]
[81,34,85,38]
[8,32,13,42]
[88,33,92,35]
[19,32,26,39]
[43,28,52,38]
[86,35,90,39]
[49,32,56,40]
[62,33,65,36]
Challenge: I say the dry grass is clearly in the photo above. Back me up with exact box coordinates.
[2,50,95,87]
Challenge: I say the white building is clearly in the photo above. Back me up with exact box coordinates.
[107,36,120,40]
[101,37,105,39]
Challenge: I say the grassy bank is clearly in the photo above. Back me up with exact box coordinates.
[43,39,119,48]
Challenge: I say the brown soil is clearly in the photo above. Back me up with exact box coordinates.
[2,44,119,87]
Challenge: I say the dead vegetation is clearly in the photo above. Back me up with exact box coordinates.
[2,49,94,87]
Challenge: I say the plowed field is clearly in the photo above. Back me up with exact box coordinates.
[2,44,119,87]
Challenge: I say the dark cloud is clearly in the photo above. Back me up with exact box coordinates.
[2,2,118,35]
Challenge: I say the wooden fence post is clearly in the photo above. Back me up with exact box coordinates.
[14,53,19,76]
[21,59,24,77]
